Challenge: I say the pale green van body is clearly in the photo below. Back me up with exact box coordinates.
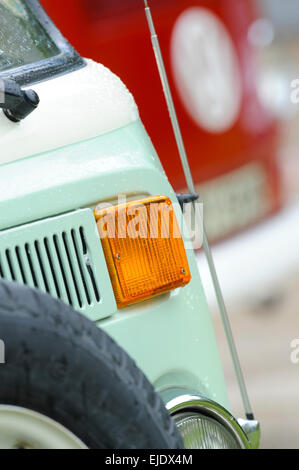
[0,115,229,411]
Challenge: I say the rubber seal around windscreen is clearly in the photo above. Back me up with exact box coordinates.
[0,0,86,87]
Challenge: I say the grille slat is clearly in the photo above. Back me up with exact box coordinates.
[6,249,18,282]
[25,243,39,289]
[54,233,78,309]
[9,248,25,284]
[71,229,93,306]
[0,210,115,321]
[45,236,71,305]
[1,251,14,282]
[34,241,50,294]
[43,237,61,299]
[79,227,100,304]
[18,245,36,289]
[62,231,83,309]
[15,247,27,284]
[27,242,48,293]
[6,250,22,281]
[38,240,59,299]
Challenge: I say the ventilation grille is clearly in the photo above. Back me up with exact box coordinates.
[0,210,111,319]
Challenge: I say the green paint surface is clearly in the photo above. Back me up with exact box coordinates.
[0,120,230,410]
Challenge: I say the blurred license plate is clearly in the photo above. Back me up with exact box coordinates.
[197,163,272,242]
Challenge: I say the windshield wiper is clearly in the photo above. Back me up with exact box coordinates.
[0,79,39,122]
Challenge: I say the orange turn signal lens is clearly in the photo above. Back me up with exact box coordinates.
[94,196,191,308]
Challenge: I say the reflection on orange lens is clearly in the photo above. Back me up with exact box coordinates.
[94,196,191,308]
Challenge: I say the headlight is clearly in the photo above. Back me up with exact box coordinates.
[174,412,240,449]
[164,392,251,449]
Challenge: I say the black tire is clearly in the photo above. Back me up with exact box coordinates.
[0,280,183,449]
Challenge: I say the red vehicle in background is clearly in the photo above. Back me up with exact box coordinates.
[40,0,281,243]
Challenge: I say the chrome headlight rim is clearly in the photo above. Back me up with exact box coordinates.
[164,392,251,449]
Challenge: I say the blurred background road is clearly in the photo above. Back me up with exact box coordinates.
[199,0,299,448]
[207,270,299,449]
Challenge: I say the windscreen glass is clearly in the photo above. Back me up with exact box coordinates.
[0,0,60,73]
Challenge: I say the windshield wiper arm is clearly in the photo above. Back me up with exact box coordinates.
[0,79,39,122]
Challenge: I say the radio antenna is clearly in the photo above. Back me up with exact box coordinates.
[143,0,254,421]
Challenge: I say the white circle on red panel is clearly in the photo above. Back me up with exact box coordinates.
[171,7,242,133]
